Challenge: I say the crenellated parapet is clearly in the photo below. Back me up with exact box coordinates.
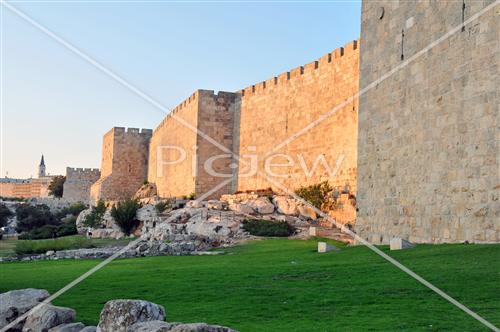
[240,40,358,97]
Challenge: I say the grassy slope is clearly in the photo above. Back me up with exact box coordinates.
[0,239,498,331]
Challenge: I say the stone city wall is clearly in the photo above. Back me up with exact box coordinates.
[63,167,101,203]
[236,41,359,195]
[355,0,499,243]
[91,127,152,202]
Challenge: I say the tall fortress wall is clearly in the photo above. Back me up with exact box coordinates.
[237,41,359,194]
[85,0,498,243]
[355,0,499,244]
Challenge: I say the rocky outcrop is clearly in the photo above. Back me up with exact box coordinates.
[134,183,157,200]
[0,288,50,330]
[0,290,237,332]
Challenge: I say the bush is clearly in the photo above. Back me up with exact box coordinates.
[83,200,107,228]
[242,219,294,237]
[14,236,93,255]
[155,199,173,214]
[16,204,58,233]
[182,193,196,200]
[0,203,13,227]
[55,202,87,219]
[294,181,332,210]
[111,199,141,236]
[48,176,66,198]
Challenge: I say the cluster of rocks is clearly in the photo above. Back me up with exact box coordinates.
[0,288,237,332]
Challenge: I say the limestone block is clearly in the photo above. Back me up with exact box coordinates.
[317,242,341,253]
[389,237,415,250]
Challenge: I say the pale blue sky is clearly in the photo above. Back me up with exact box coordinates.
[1,1,361,178]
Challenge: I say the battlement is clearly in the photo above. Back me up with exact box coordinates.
[66,167,101,175]
[240,39,358,97]
[153,90,238,134]
[109,127,153,137]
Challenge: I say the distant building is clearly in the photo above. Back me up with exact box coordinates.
[0,155,59,198]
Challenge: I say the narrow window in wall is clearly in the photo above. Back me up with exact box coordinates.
[128,163,132,173]
[462,0,466,32]
[401,29,405,61]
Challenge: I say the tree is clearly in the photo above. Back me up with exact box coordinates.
[83,200,107,228]
[16,204,58,233]
[111,199,141,236]
[0,203,14,227]
[48,176,66,198]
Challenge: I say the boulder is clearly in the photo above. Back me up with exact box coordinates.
[390,237,415,250]
[272,196,299,215]
[317,242,341,253]
[228,203,254,215]
[0,288,50,330]
[186,201,204,208]
[22,303,75,332]
[206,200,225,210]
[80,327,97,332]
[75,208,92,234]
[96,300,166,332]
[134,183,157,200]
[169,323,237,332]
[247,197,274,214]
[48,322,85,332]
[297,205,317,220]
[127,320,179,332]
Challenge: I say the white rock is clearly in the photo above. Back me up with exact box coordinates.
[228,203,254,215]
[297,205,317,220]
[22,303,76,332]
[127,320,178,332]
[272,196,299,215]
[390,237,415,250]
[309,227,317,236]
[186,200,204,208]
[48,322,85,332]
[247,197,274,214]
[168,323,238,332]
[317,242,341,253]
[96,300,166,332]
[0,288,50,330]
[206,200,224,210]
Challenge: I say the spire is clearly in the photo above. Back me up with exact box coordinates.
[38,154,46,178]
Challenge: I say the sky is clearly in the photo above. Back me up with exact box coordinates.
[0,1,361,179]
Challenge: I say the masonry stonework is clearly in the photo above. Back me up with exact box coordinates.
[148,90,238,199]
[63,167,100,203]
[237,41,359,194]
[91,127,152,202]
[355,0,499,243]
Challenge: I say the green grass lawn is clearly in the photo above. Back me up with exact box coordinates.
[0,239,498,331]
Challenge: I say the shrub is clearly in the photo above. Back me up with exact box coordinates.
[14,236,93,255]
[294,181,333,210]
[48,176,66,198]
[242,219,294,237]
[0,203,13,227]
[16,204,58,233]
[155,199,173,214]
[182,193,196,200]
[111,199,141,236]
[55,202,87,219]
[83,200,107,228]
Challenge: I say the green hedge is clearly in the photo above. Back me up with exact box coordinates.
[14,236,93,255]
[242,219,294,237]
